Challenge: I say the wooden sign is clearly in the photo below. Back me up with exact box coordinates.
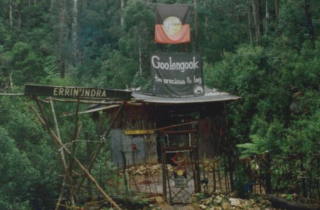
[25,84,132,100]
[124,129,155,135]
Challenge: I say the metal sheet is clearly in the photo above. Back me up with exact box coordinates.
[132,86,240,104]
[111,130,158,167]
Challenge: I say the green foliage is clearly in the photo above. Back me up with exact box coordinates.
[237,118,285,158]
[6,42,46,86]
[0,96,60,209]
[0,127,35,209]
[0,0,320,206]
[100,50,138,89]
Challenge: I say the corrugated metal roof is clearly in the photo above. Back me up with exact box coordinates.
[131,86,240,104]
[63,87,240,116]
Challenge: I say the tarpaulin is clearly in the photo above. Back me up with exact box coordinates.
[151,53,203,97]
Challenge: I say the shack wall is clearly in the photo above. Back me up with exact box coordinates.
[111,129,158,167]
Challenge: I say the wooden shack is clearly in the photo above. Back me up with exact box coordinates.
[93,86,240,203]
[103,86,239,165]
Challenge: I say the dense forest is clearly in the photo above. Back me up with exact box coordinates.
[1,0,320,209]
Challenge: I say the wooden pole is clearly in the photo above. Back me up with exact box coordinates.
[85,132,92,197]
[193,0,199,52]
[29,104,67,210]
[162,148,167,202]
[44,97,124,105]
[55,176,67,210]
[48,98,78,204]
[120,150,129,195]
[265,152,272,194]
[67,99,81,189]
[247,0,253,46]
[76,101,126,192]
[33,98,122,210]
[156,121,199,131]
[194,146,201,193]
[304,0,315,49]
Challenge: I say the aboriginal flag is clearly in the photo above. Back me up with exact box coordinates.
[155,4,190,44]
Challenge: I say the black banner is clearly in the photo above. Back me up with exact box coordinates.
[151,53,204,97]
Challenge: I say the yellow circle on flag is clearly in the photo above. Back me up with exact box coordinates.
[163,16,182,36]
[177,169,184,176]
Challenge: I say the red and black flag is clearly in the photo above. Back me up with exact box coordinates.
[155,4,190,44]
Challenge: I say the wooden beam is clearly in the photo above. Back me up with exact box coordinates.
[155,121,199,131]
[44,97,124,105]
[159,130,197,135]
[75,101,126,193]
[33,97,122,210]
[48,98,78,204]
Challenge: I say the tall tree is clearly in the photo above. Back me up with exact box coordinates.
[59,0,68,78]
[251,0,262,44]
[304,0,315,48]
[275,0,279,26]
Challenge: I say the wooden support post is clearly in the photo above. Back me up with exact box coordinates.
[193,0,199,52]
[76,101,125,193]
[33,97,122,210]
[120,150,129,195]
[85,132,92,197]
[162,149,167,202]
[55,176,67,210]
[265,152,272,194]
[29,101,68,210]
[67,99,81,191]
[213,162,216,193]
[48,98,78,204]
[194,147,201,193]
[317,156,320,200]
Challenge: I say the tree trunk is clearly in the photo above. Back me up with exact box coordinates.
[17,0,23,32]
[59,0,67,78]
[83,0,87,8]
[72,0,78,67]
[121,0,125,27]
[138,34,142,77]
[265,152,272,194]
[204,0,208,39]
[265,0,269,35]
[266,195,319,210]
[86,132,92,198]
[247,0,253,46]
[251,0,261,45]
[275,0,279,26]
[8,73,13,91]
[59,57,65,79]
[9,0,13,29]
[304,0,315,49]
[193,0,199,52]
[301,155,307,198]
